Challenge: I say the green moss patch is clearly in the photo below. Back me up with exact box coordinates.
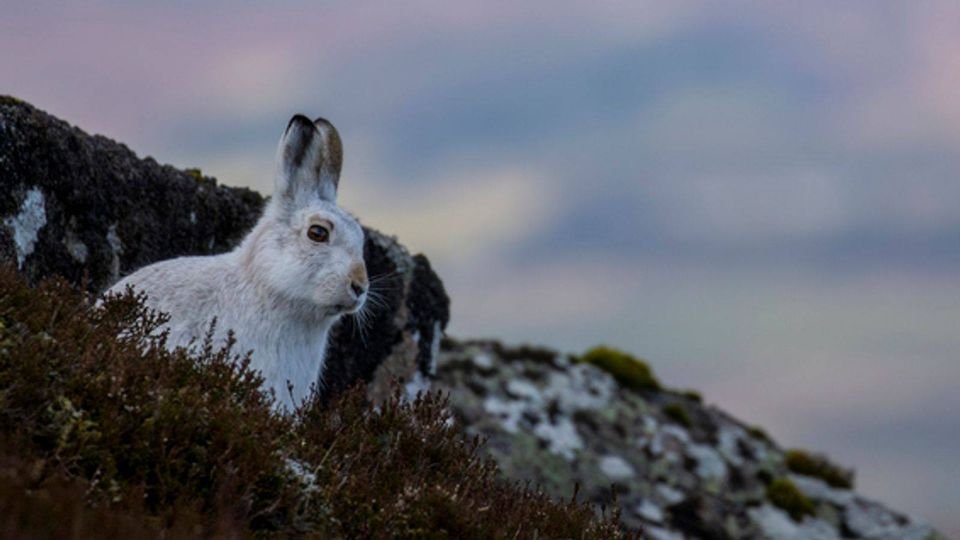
[747,425,772,443]
[662,403,693,428]
[0,95,26,106]
[0,267,627,538]
[784,449,854,489]
[767,478,816,521]
[577,346,661,392]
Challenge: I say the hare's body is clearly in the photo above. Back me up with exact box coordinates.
[109,244,336,409]
[107,115,367,411]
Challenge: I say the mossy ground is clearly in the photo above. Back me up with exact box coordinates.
[184,168,204,181]
[784,449,854,489]
[0,267,627,538]
[577,346,661,392]
[747,425,772,443]
[662,403,693,428]
[0,95,25,106]
[766,477,816,521]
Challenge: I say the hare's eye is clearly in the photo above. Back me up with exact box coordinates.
[307,224,330,243]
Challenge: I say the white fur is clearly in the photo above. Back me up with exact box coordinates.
[106,116,367,412]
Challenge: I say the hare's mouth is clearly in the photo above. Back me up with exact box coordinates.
[331,299,364,315]
[344,298,365,314]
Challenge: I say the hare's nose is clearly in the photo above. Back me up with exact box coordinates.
[348,263,368,298]
[350,281,367,298]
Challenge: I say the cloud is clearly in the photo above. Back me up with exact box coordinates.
[342,165,558,267]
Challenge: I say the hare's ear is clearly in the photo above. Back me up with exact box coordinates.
[274,114,343,206]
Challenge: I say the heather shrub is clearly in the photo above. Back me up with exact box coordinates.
[294,387,626,538]
[0,267,297,534]
[0,455,209,539]
[0,267,626,538]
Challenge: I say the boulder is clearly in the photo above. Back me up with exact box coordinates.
[0,96,448,400]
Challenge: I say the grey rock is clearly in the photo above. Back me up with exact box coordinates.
[717,424,747,466]
[789,475,854,507]
[749,504,841,540]
[687,443,728,482]
[505,379,543,402]
[471,352,495,371]
[872,522,939,540]
[635,498,666,523]
[533,416,583,461]
[644,525,685,540]
[482,396,526,434]
[599,454,636,480]
[541,363,615,412]
[656,483,687,506]
[844,499,905,538]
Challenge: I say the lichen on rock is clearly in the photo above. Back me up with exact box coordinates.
[435,339,941,538]
[3,187,47,268]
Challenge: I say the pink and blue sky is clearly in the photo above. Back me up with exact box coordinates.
[3,1,959,534]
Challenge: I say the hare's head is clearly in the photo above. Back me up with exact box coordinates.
[250,115,367,318]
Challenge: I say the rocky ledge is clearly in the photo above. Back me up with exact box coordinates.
[435,339,941,539]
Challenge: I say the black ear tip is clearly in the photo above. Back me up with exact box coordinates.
[313,117,337,132]
[286,114,315,133]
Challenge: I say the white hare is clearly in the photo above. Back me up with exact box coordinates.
[107,115,368,411]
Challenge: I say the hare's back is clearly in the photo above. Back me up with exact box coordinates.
[108,254,232,323]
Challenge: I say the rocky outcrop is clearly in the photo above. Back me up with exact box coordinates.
[435,339,941,539]
[0,96,448,399]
